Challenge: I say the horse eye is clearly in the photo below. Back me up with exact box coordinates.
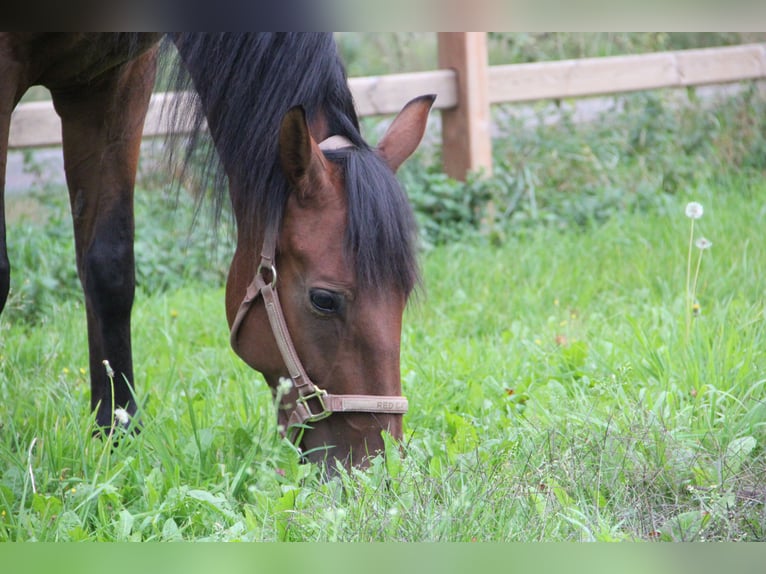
[309,289,342,315]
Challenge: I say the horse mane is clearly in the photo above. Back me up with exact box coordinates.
[164,33,419,295]
[71,33,161,74]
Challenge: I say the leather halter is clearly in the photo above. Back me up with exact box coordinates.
[229,135,409,444]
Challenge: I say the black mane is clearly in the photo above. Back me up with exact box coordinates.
[166,33,419,295]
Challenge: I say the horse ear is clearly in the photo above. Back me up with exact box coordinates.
[377,94,436,173]
[279,106,330,203]
[279,106,315,187]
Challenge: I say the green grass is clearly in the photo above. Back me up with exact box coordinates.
[4,43,766,540]
[2,171,766,541]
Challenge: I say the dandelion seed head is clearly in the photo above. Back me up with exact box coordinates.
[114,408,131,426]
[695,237,712,250]
[277,377,293,394]
[685,202,704,219]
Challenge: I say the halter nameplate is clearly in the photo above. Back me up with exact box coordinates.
[229,134,408,444]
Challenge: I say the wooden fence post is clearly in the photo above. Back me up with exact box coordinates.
[437,32,493,181]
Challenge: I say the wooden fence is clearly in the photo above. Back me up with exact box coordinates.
[8,34,766,181]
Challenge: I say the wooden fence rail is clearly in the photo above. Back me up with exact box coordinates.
[8,35,766,181]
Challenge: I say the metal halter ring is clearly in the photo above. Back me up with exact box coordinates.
[257,262,277,288]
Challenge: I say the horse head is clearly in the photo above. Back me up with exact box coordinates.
[226,95,434,469]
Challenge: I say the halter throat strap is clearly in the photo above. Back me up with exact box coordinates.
[229,135,408,443]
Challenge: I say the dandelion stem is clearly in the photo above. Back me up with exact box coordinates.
[692,247,704,313]
[686,218,695,341]
[27,437,38,494]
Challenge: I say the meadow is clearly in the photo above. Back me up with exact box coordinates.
[2,33,766,542]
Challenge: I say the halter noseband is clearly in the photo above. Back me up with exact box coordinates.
[229,135,409,444]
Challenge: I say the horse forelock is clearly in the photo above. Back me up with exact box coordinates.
[327,148,420,297]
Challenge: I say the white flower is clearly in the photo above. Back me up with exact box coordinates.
[685,202,704,219]
[114,408,131,426]
[277,377,293,394]
[695,237,712,250]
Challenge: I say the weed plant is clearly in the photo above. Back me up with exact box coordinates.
[398,83,766,249]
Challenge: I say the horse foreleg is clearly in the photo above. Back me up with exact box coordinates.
[52,49,157,429]
[0,57,24,314]
[0,105,11,314]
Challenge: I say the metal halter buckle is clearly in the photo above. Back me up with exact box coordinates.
[298,387,332,422]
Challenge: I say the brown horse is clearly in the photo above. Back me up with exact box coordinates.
[0,33,434,468]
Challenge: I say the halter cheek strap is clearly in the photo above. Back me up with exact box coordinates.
[229,135,409,444]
